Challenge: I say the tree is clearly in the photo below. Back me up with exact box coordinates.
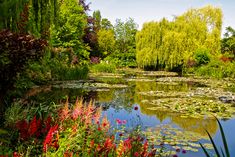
[136,5,222,70]
[97,29,115,58]
[114,18,138,53]
[0,0,58,38]
[221,26,235,57]
[50,0,88,62]
[101,18,113,30]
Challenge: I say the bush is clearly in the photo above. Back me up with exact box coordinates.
[0,30,47,101]
[194,48,211,66]
[195,59,235,78]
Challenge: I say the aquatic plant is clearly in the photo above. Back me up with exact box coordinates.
[200,117,230,157]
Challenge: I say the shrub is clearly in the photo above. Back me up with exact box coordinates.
[195,59,235,78]
[194,48,211,66]
[0,30,47,98]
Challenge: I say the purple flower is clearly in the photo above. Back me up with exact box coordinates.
[182,149,187,154]
[134,106,138,110]
[172,154,178,157]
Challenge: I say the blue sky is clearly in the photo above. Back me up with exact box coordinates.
[87,0,235,36]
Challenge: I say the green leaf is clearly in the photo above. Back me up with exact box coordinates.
[200,143,211,157]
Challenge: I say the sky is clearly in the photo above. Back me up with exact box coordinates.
[87,0,235,36]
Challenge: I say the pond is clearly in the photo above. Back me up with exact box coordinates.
[24,70,235,156]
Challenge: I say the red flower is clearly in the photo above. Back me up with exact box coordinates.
[124,138,132,150]
[119,133,123,137]
[28,116,38,136]
[43,116,52,133]
[13,152,21,157]
[43,124,59,152]
[134,106,138,110]
[16,120,29,140]
[134,152,139,157]
[116,119,122,124]
[90,140,95,147]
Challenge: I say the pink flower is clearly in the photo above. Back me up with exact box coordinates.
[116,119,122,124]
[122,120,127,124]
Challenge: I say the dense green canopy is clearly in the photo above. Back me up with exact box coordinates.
[136,5,222,70]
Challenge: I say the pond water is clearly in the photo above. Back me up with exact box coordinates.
[25,71,235,156]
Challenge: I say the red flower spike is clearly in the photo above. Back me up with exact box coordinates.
[16,120,29,140]
[29,116,40,137]
[43,124,59,152]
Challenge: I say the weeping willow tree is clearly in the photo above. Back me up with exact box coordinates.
[0,0,58,38]
[136,5,222,70]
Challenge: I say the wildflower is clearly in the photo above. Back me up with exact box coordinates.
[122,120,127,124]
[124,138,132,150]
[116,119,122,124]
[134,152,139,157]
[16,120,29,140]
[90,140,95,147]
[101,116,110,129]
[59,99,70,121]
[182,149,186,154]
[29,116,38,136]
[64,151,73,157]
[104,138,115,150]
[134,106,138,110]
[43,116,52,133]
[43,124,59,152]
[13,152,21,157]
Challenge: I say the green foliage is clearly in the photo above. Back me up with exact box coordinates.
[194,48,211,66]
[136,5,222,71]
[90,61,116,73]
[115,18,138,54]
[50,0,88,59]
[97,29,116,58]
[0,0,28,32]
[221,26,235,57]
[195,60,235,78]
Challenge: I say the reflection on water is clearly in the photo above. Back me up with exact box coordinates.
[24,73,235,155]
